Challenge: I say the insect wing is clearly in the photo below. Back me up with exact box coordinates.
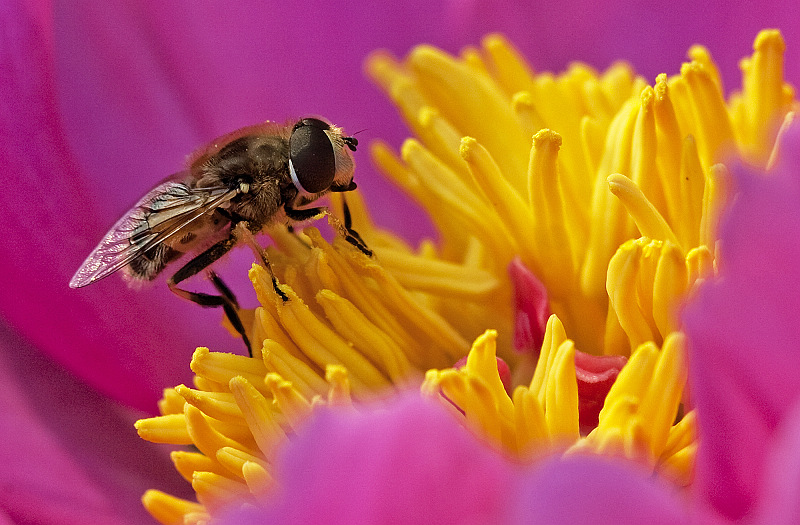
[69,178,236,288]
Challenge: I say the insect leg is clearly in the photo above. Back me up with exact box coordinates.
[284,205,327,222]
[259,254,288,302]
[208,271,252,356]
[285,201,372,257]
[341,197,372,257]
[167,233,254,355]
[235,224,289,302]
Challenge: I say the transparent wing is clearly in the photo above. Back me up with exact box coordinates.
[69,176,237,288]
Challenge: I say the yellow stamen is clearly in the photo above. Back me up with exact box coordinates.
[242,460,275,498]
[735,30,789,163]
[544,340,579,444]
[530,314,569,404]
[606,238,689,351]
[407,45,530,186]
[171,450,226,482]
[142,490,206,525]
[700,163,733,249]
[134,414,192,445]
[215,447,268,481]
[228,376,287,459]
[190,348,271,398]
[175,385,242,422]
[192,471,251,514]
[607,174,680,247]
[529,130,579,281]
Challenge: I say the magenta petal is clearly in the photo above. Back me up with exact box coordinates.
[0,321,191,524]
[751,399,800,524]
[511,456,690,525]
[2,0,224,412]
[509,258,551,354]
[575,351,627,431]
[221,393,518,524]
[682,123,800,519]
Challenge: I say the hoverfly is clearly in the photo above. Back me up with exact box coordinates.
[70,117,369,353]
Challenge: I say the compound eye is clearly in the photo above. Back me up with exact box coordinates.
[292,117,330,132]
[289,121,336,194]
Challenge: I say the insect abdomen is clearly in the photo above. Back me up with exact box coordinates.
[127,243,182,281]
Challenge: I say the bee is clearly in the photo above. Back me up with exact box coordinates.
[70,117,369,353]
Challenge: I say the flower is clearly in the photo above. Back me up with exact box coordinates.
[5,1,800,523]
[134,29,798,523]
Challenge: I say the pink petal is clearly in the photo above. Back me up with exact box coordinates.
[509,258,551,354]
[511,456,691,525]
[2,0,218,412]
[0,321,191,524]
[221,393,518,524]
[682,122,800,519]
[751,399,800,525]
[575,351,627,432]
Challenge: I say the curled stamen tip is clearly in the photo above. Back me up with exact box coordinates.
[606,173,628,192]
[228,376,247,389]
[400,138,424,161]
[481,32,509,49]
[680,61,707,78]
[654,74,668,100]
[264,373,288,391]
[408,44,451,68]
[687,44,711,62]
[325,364,349,384]
[532,129,562,148]
[453,353,512,396]
[189,347,210,371]
[417,106,439,126]
[459,136,480,159]
[640,85,654,107]
[754,29,785,52]
[511,91,535,108]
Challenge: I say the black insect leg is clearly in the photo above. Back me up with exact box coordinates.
[285,200,372,257]
[167,233,254,355]
[341,197,372,257]
[208,272,252,356]
[261,255,289,302]
[282,204,325,250]
[284,205,327,222]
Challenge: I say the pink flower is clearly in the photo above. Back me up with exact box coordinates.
[3,0,800,523]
